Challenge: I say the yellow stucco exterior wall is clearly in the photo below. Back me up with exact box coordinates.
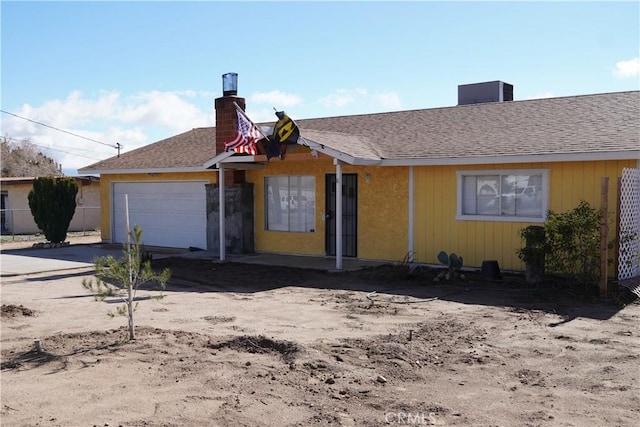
[247,157,409,261]
[98,171,217,241]
[413,160,637,271]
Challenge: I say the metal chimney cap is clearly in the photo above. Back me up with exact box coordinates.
[222,72,238,96]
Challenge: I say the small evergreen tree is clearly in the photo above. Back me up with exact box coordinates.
[82,225,171,341]
[28,176,78,243]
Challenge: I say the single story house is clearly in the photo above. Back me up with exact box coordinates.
[0,176,101,235]
[79,80,640,276]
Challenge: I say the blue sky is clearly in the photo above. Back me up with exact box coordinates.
[1,1,638,175]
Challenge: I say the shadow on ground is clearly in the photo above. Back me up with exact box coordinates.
[151,257,632,323]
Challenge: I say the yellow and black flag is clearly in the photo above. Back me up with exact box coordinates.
[272,111,300,144]
[266,110,300,160]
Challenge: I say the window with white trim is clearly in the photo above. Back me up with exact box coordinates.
[456,169,548,222]
[265,175,316,232]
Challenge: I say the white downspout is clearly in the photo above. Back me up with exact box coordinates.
[218,164,225,261]
[408,166,414,264]
[335,159,343,271]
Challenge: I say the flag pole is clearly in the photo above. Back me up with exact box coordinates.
[233,101,271,141]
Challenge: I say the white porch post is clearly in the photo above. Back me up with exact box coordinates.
[218,164,225,261]
[335,159,343,271]
[408,166,415,264]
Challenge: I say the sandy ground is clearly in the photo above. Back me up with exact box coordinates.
[1,255,639,427]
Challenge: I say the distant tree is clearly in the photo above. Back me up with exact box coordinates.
[82,225,171,341]
[28,176,78,243]
[1,135,62,177]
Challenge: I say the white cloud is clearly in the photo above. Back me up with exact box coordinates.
[320,89,355,108]
[245,108,281,124]
[613,56,640,78]
[525,92,555,100]
[250,90,302,108]
[118,91,210,132]
[372,90,402,109]
[319,88,402,111]
[173,89,217,99]
[35,90,120,128]
[1,89,213,174]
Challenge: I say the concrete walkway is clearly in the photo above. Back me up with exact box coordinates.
[0,237,386,277]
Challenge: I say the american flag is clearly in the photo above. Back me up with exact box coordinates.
[224,109,261,155]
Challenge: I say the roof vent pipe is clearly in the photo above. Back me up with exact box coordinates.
[222,72,238,96]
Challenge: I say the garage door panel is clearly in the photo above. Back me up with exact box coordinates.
[112,181,207,249]
[126,214,203,232]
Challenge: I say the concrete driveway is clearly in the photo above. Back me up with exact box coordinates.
[0,242,126,277]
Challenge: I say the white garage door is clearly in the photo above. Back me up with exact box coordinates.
[112,181,207,249]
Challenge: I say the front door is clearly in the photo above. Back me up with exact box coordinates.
[325,174,357,257]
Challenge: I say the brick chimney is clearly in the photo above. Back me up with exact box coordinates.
[215,72,246,184]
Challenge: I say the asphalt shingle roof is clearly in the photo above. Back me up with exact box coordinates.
[81,127,217,172]
[297,90,639,161]
[80,91,639,172]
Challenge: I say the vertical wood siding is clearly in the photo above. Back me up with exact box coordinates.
[413,160,636,271]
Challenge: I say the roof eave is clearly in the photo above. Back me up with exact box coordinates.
[297,136,381,165]
[77,166,215,175]
[203,151,236,169]
[379,151,640,166]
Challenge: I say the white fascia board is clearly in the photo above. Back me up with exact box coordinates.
[218,155,265,169]
[220,156,258,163]
[77,166,212,175]
[379,150,640,167]
[297,136,380,166]
[298,136,348,160]
[203,151,236,169]
[218,162,266,170]
[351,158,383,166]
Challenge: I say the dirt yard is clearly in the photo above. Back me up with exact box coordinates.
[1,257,639,426]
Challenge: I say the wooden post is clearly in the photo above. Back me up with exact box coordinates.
[600,177,609,298]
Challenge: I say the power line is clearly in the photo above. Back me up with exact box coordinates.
[3,135,102,161]
[0,109,119,149]
[15,139,101,161]
[7,134,105,156]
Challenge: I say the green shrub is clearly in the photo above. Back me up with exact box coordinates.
[542,200,603,295]
[28,177,78,243]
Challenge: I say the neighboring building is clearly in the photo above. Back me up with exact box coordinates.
[0,176,101,235]
[79,80,640,276]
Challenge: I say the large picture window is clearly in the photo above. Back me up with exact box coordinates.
[457,169,548,222]
[265,176,316,232]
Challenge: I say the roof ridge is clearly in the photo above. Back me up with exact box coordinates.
[297,90,640,121]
